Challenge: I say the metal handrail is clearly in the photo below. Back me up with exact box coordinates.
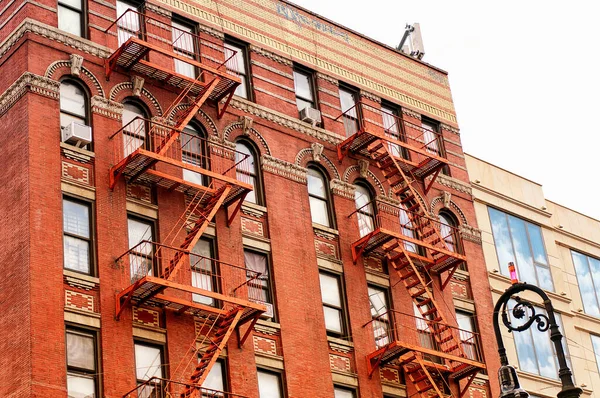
[122,376,248,398]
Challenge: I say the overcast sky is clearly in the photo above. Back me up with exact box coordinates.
[289,0,600,220]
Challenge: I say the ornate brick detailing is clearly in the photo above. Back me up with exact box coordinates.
[330,179,355,199]
[249,45,293,66]
[434,173,473,196]
[251,60,294,79]
[197,23,225,40]
[261,155,308,183]
[70,54,84,76]
[0,72,59,116]
[127,184,152,203]
[450,279,469,299]
[166,104,217,136]
[62,161,91,185]
[329,341,353,354]
[401,107,422,120]
[363,256,384,273]
[295,147,340,179]
[342,165,386,196]
[133,307,161,328]
[131,75,145,97]
[254,323,279,336]
[314,239,337,260]
[329,354,351,373]
[253,335,277,356]
[145,2,172,17]
[109,82,163,117]
[45,59,105,98]
[311,142,324,162]
[360,90,381,104]
[440,123,460,135]
[316,72,339,86]
[380,366,401,384]
[222,121,271,155]
[460,224,482,244]
[230,97,343,145]
[241,204,266,218]
[430,196,468,225]
[240,115,254,135]
[241,217,264,237]
[65,290,94,312]
[469,381,488,398]
[91,96,123,119]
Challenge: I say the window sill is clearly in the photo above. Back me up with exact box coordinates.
[255,318,281,335]
[241,202,267,217]
[313,223,339,236]
[60,142,95,159]
[64,269,99,287]
[327,335,353,352]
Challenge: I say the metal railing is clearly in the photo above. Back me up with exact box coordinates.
[116,240,264,304]
[105,9,239,75]
[110,117,253,186]
[336,101,446,159]
[123,377,248,398]
[365,310,484,364]
[349,198,463,255]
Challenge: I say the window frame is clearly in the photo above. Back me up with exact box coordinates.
[116,0,145,46]
[380,101,409,160]
[171,15,199,79]
[572,250,600,317]
[190,236,221,307]
[421,116,449,175]
[367,283,391,349]
[307,165,335,229]
[338,83,360,138]
[293,64,318,114]
[318,270,349,338]
[591,334,600,374]
[60,78,91,149]
[256,368,285,398]
[65,325,100,398]
[333,385,357,398]
[58,0,87,38]
[181,122,210,186]
[200,357,228,393]
[235,138,264,206]
[244,248,276,321]
[354,180,376,238]
[224,36,253,101]
[127,213,157,281]
[63,195,96,276]
[122,98,150,155]
[133,339,166,391]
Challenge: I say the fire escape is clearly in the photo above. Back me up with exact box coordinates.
[105,10,265,397]
[338,103,485,397]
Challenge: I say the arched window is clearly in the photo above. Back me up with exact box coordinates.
[182,124,208,186]
[307,166,334,228]
[439,211,459,253]
[122,101,148,157]
[399,201,417,253]
[235,140,263,205]
[354,182,375,237]
[60,79,90,149]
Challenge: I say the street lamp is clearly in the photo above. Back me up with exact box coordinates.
[493,263,582,398]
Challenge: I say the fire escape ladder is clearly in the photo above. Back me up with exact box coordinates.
[181,307,244,397]
[403,355,445,398]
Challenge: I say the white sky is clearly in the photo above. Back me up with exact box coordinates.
[289,0,600,220]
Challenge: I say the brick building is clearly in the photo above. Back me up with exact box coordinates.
[0,0,499,397]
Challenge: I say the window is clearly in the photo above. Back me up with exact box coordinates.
[293,66,316,113]
[399,202,417,253]
[116,1,141,46]
[134,342,165,396]
[456,311,477,360]
[235,140,263,205]
[58,0,85,37]
[438,211,459,253]
[572,251,600,317]
[63,197,93,275]
[60,80,90,149]
[122,101,148,157]
[368,285,390,348]
[257,369,284,398]
[66,328,98,398]
[591,335,600,374]
[354,183,375,238]
[244,250,274,318]
[488,208,553,291]
[172,18,197,79]
[127,216,155,282]
[191,238,218,306]
[224,39,251,99]
[421,118,449,175]
[334,386,356,398]
[319,271,347,337]
[307,166,334,228]
[508,299,570,379]
[339,86,359,137]
[202,358,227,394]
[381,104,407,160]
[182,124,209,186]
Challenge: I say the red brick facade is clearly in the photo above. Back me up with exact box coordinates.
[0,1,500,397]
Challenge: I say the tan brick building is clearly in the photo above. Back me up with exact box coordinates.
[467,154,600,397]
[0,0,500,397]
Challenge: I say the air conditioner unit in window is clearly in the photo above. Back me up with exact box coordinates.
[300,107,321,126]
[250,298,274,319]
[62,122,92,147]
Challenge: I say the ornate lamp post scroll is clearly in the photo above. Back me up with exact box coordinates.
[493,263,582,398]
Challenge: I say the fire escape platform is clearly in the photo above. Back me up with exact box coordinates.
[107,37,240,103]
[117,275,265,322]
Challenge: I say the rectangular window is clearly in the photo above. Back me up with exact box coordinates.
[66,327,98,398]
[191,238,218,306]
[116,1,141,46]
[509,299,570,379]
[134,341,165,395]
[127,216,155,282]
[421,118,449,175]
[63,197,93,275]
[334,386,356,398]
[172,18,197,79]
[572,251,600,317]
[58,0,85,37]
[224,39,251,99]
[381,103,407,160]
[244,250,275,318]
[319,271,347,337]
[591,335,600,374]
[456,311,478,360]
[257,369,284,398]
[368,285,390,348]
[202,358,227,394]
[293,66,316,113]
[339,86,359,137]
[488,208,553,291]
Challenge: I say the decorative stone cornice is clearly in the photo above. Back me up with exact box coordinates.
[261,155,308,183]
[440,123,460,135]
[91,96,123,119]
[254,322,279,336]
[197,24,225,40]
[434,173,472,196]
[360,90,381,104]
[145,2,172,18]
[316,72,339,86]
[330,179,355,199]
[460,224,482,244]
[0,18,111,61]
[329,341,353,354]
[249,45,292,66]
[401,107,421,120]
[230,97,343,145]
[208,135,236,150]
[0,72,59,117]
[241,203,266,218]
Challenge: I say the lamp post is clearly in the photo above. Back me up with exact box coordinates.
[493,263,582,398]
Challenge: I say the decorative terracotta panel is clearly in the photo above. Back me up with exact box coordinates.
[62,161,90,185]
[329,354,351,373]
[241,217,264,237]
[380,366,401,384]
[127,183,152,203]
[65,290,94,312]
[253,335,277,356]
[133,307,160,328]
